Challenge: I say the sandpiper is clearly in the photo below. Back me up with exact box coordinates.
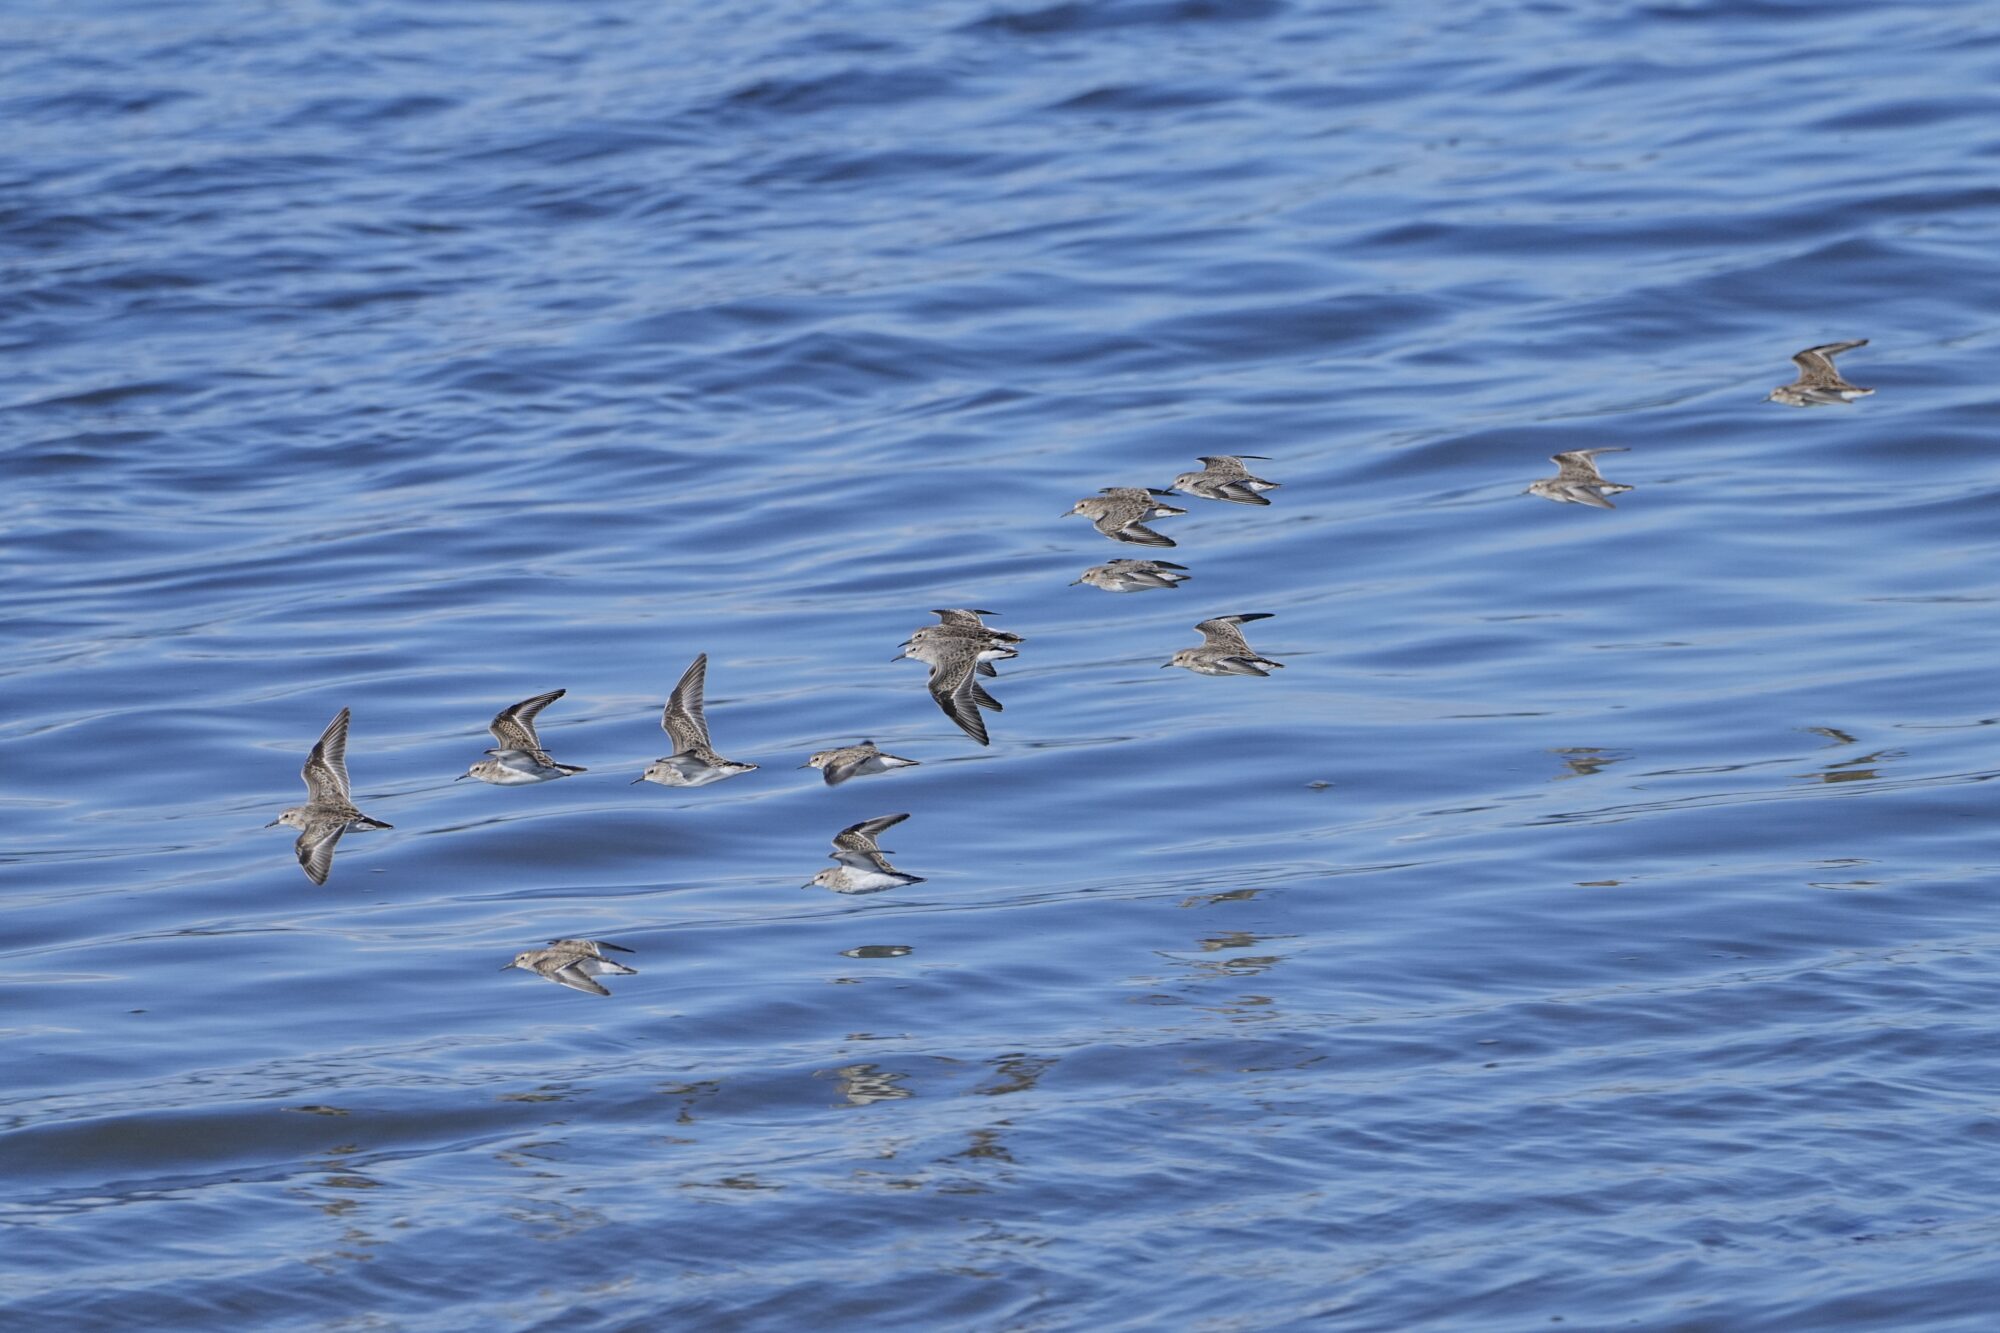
[926,610,1023,659]
[636,654,758,788]
[928,609,1023,645]
[900,622,1017,678]
[1072,558,1191,592]
[899,633,1001,745]
[1165,614,1285,676]
[545,937,635,959]
[801,739,921,786]
[1065,488,1185,547]
[503,938,638,996]
[1526,448,1633,510]
[1171,455,1280,505]
[1768,339,1873,407]
[266,708,392,885]
[460,689,587,784]
[806,813,924,893]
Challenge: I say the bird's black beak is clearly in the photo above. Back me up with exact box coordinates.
[454,772,471,781]
[264,818,281,828]
[629,775,647,784]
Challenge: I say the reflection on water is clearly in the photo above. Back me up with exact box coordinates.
[1197,931,1280,953]
[658,1080,722,1117]
[1795,728,1903,785]
[1184,953,1284,980]
[685,1175,782,1193]
[971,1054,1055,1098]
[1549,747,1630,781]
[295,1141,382,1272]
[504,1196,610,1242]
[820,1064,913,1107]
[1168,930,1290,983]
[1802,749,1900,784]
[1178,887,1262,909]
[944,1126,1017,1166]
[1807,857,1885,891]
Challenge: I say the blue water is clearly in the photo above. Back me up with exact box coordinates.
[8,0,2000,1327]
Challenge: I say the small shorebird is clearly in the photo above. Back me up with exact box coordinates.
[925,610,1023,664]
[460,689,587,784]
[801,739,920,787]
[1768,339,1873,407]
[898,633,1001,745]
[1065,488,1185,547]
[806,813,924,893]
[1526,448,1634,510]
[1165,614,1286,677]
[1072,558,1191,592]
[928,609,1023,644]
[545,937,634,959]
[1171,455,1280,505]
[636,654,758,788]
[503,938,638,996]
[266,708,392,885]
[901,622,1017,678]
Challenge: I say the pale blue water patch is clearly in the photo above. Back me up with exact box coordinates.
[7,0,2000,1328]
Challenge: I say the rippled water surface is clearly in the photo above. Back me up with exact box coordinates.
[9,0,2000,1327]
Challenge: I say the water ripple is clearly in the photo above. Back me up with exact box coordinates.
[5,0,2000,1327]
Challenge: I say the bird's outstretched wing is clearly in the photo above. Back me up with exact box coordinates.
[662,654,711,752]
[1195,614,1273,653]
[302,708,352,803]
[490,689,566,752]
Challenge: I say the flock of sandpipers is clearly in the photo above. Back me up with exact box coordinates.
[267,340,1876,995]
